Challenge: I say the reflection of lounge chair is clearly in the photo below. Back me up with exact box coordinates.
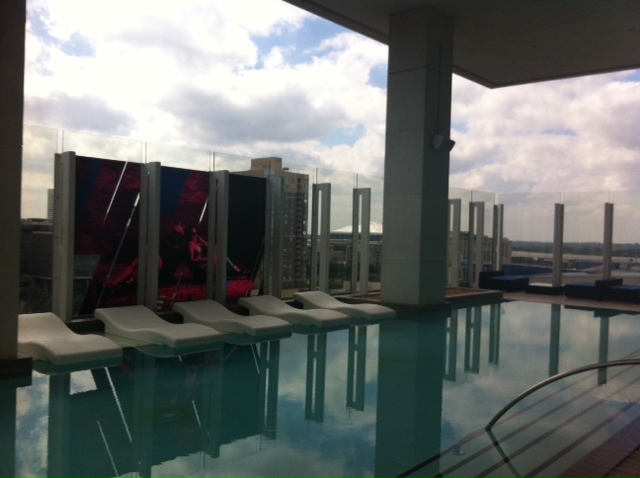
[173,299,292,336]
[293,291,396,320]
[18,312,122,366]
[95,305,224,349]
[239,295,351,327]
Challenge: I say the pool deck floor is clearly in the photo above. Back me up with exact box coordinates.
[502,289,640,477]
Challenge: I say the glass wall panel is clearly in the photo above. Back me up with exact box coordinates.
[563,191,611,281]
[470,190,495,239]
[276,163,313,298]
[20,125,640,308]
[448,188,472,285]
[315,167,354,293]
[357,173,384,292]
[213,152,253,172]
[22,125,58,219]
[272,164,315,296]
[610,190,640,275]
[20,126,59,313]
[62,130,142,163]
[146,142,210,171]
[449,187,472,233]
[499,192,561,279]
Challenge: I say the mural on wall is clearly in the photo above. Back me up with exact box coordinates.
[75,156,141,314]
[156,166,210,309]
[225,173,266,302]
[73,157,267,315]
[152,169,268,308]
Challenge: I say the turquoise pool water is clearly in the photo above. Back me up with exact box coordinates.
[5,300,640,477]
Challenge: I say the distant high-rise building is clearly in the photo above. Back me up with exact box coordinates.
[236,157,309,290]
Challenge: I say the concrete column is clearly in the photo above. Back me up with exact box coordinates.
[552,203,564,288]
[381,5,454,307]
[602,202,614,280]
[310,183,331,292]
[447,199,461,286]
[0,0,25,363]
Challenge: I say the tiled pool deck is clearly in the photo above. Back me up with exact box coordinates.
[502,290,640,477]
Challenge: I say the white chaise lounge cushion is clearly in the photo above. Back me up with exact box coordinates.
[238,295,351,327]
[18,312,122,365]
[293,291,396,320]
[95,305,223,348]
[173,299,292,336]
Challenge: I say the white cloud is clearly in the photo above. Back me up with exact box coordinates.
[21,0,640,222]
[450,73,640,194]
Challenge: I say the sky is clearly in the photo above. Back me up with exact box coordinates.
[22,0,640,235]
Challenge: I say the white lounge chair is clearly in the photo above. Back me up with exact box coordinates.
[18,312,122,366]
[173,299,292,336]
[94,305,224,349]
[293,291,396,320]
[238,295,351,327]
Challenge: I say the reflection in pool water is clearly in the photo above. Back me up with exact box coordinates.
[5,300,640,477]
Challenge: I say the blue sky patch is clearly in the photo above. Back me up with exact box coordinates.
[452,121,468,134]
[320,124,365,147]
[369,64,388,88]
[253,16,350,68]
[61,32,95,57]
[28,7,56,45]
[618,69,640,82]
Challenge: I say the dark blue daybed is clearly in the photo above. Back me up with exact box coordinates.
[603,284,640,303]
[479,271,529,292]
[564,282,599,299]
[564,278,623,301]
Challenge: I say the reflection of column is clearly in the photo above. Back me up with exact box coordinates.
[598,315,610,385]
[549,304,561,376]
[444,310,458,381]
[200,350,223,457]
[347,326,367,410]
[464,306,481,373]
[0,384,19,477]
[488,303,501,365]
[375,316,447,477]
[132,351,155,477]
[258,340,281,438]
[48,374,71,477]
[305,333,327,422]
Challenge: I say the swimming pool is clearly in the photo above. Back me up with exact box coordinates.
[6,300,640,477]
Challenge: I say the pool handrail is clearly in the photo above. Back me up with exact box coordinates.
[485,358,640,430]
